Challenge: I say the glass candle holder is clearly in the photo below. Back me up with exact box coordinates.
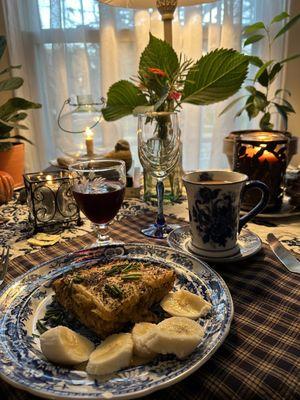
[233,132,289,211]
[23,172,81,231]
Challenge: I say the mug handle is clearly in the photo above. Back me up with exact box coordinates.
[238,180,269,232]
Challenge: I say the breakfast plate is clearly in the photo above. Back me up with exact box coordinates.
[0,243,233,400]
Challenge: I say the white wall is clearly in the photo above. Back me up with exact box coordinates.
[285,0,300,166]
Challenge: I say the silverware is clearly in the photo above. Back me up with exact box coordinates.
[267,233,300,274]
[0,246,10,287]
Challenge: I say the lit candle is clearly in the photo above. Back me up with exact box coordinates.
[85,127,94,157]
[45,174,57,190]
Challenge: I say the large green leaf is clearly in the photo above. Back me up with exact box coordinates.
[139,33,179,78]
[274,13,300,39]
[102,80,148,121]
[0,77,24,92]
[271,11,289,24]
[181,49,249,105]
[243,22,265,35]
[244,34,264,47]
[0,97,41,120]
[0,36,6,60]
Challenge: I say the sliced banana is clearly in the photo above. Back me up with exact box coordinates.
[145,316,204,359]
[132,322,157,358]
[86,333,133,376]
[160,289,212,319]
[40,325,94,365]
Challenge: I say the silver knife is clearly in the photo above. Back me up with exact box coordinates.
[267,233,300,274]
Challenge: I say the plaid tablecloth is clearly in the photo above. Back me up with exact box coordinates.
[1,210,299,400]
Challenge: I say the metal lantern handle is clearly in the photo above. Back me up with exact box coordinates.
[57,97,106,134]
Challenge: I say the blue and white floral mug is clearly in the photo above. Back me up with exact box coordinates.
[183,171,269,258]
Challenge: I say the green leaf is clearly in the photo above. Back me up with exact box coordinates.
[0,77,24,92]
[10,134,33,144]
[279,98,295,112]
[0,36,6,60]
[254,60,273,82]
[259,112,273,130]
[275,88,291,97]
[0,65,21,75]
[246,96,260,119]
[268,63,283,83]
[218,95,247,117]
[102,80,148,121]
[182,49,249,105]
[243,22,266,35]
[139,33,179,78]
[248,56,264,67]
[274,13,300,39]
[0,97,41,120]
[253,93,268,110]
[280,54,300,64]
[274,104,288,129]
[244,34,265,47]
[0,120,13,134]
[271,12,289,24]
[245,86,256,95]
[9,112,28,122]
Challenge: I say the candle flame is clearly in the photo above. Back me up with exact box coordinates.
[85,127,94,140]
[45,174,53,182]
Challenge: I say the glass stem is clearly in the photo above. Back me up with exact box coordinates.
[156,179,166,227]
[94,223,110,245]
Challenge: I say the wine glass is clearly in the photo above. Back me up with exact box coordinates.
[137,111,181,238]
[69,159,126,245]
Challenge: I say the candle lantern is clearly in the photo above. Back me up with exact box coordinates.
[57,95,107,159]
[233,132,289,211]
[23,172,81,231]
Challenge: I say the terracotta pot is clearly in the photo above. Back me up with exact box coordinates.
[0,143,25,188]
[223,130,298,169]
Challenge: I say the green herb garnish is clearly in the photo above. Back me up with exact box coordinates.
[105,265,121,276]
[105,283,123,299]
[121,273,142,281]
[122,263,140,273]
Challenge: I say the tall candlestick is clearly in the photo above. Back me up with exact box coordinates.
[85,127,94,157]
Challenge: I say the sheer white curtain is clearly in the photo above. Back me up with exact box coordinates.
[3,0,287,172]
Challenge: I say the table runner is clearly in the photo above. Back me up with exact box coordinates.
[1,211,299,400]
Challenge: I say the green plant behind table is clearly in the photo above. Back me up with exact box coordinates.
[0,36,41,152]
[220,11,300,131]
[102,33,250,126]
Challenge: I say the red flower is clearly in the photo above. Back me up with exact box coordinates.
[169,90,181,101]
[148,67,167,77]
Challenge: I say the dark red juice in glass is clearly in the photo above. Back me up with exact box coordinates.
[73,182,125,224]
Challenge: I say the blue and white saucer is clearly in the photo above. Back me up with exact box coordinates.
[0,243,233,399]
[168,226,262,263]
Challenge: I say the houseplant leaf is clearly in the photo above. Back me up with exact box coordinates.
[182,49,249,105]
[280,54,300,64]
[0,97,41,121]
[139,33,179,78]
[254,60,273,82]
[259,112,273,130]
[0,65,21,75]
[248,56,263,67]
[243,22,265,34]
[244,34,264,47]
[274,13,300,39]
[102,80,148,121]
[0,77,24,92]
[271,12,289,24]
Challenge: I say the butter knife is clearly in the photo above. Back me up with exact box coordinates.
[267,233,300,274]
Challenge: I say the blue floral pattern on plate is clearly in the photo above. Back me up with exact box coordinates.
[0,243,233,399]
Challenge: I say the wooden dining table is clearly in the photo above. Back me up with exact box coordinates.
[0,196,299,400]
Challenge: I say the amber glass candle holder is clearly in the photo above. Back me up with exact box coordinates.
[23,171,81,231]
[233,132,289,211]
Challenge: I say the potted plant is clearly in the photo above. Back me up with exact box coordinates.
[102,33,249,200]
[221,11,300,167]
[0,36,41,187]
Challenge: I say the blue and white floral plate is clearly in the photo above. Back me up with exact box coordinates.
[0,243,233,400]
[168,226,262,263]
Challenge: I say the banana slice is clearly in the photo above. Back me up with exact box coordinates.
[145,316,204,359]
[86,333,133,376]
[132,322,157,358]
[160,290,212,319]
[40,326,94,365]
